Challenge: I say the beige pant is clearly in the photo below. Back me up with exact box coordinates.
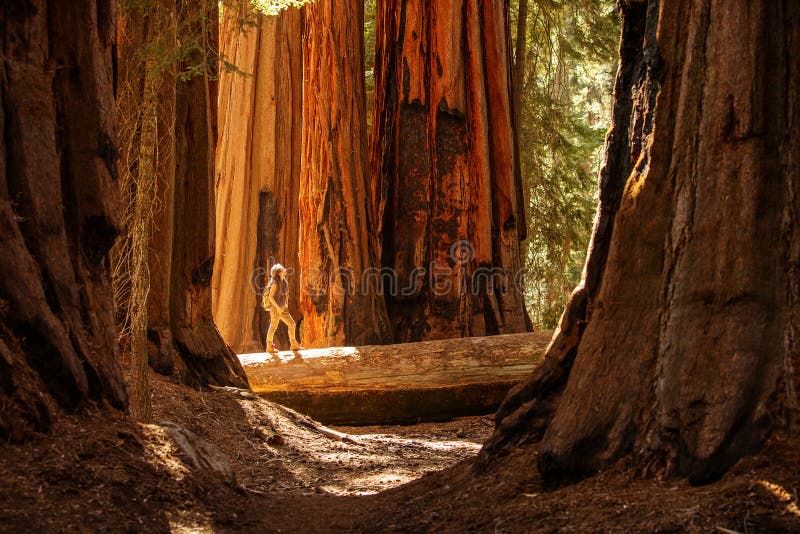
[266,307,297,345]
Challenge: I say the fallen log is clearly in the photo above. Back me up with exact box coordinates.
[239,331,552,425]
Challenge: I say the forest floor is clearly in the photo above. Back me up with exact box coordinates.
[1,371,799,533]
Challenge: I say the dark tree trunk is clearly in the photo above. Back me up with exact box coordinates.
[116,0,248,389]
[0,0,128,440]
[143,4,178,378]
[370,0,530,343]
[299,0,392,348]
[511,0,529,245]
[481,0,800,484]
[167,0,248,388]
[512,0,528,123]
[214,6,303,354]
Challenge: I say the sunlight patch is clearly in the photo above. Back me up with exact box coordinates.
[759,480,800,517]
[139,424,191,481]
[238,346,361,366]
[319,470,423,496]
[168,510,214,533]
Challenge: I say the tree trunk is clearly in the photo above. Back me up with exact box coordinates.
[370,0,530,343]
[512,0,528,125]
[214,5,303,354]
[243,331,550,392]
[0,0,127,440]
[299,0,392,348]
[242,331,552,425]
[481,0,800,484]
[144,6,178,378]
[113,1,247,390]
[116,0,178,421]
[168,0,248,388]
[512,0,529,245]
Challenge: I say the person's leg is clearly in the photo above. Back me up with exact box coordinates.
[266,309,280,351]
[280,310,298,345]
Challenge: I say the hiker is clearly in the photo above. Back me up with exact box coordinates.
[262,263,302,352]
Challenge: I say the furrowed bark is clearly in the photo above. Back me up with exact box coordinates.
[480,0,656,462]
[481,0,800,484]
[299,0,392,348]
[169,0,248,388]
[214,5,303,354]
[370,0,530,343]
[116,0,248,389]
[0,0,127,440]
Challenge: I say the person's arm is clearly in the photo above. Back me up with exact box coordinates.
[268,283,283,311]
[262,284,275,310]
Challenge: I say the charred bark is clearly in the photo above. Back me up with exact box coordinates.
[299,0,392,347]
[370,0,530,343]
[481,0,800,484]
[0,0,127,439]
[214,6,303,354]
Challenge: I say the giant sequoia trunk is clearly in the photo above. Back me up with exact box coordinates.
[299,0,392,348]
[116,0,248,389]
[370,0,530,343]
[0,0,127,439]
[481,0,800,484]
[166,0,248,388]
[214,6,303,354]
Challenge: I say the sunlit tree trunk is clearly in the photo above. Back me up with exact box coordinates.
[482,0,800,484]
[370,0,529,343]
[0,0,128,439]
[214,5,303,353]
[299,0,392,348]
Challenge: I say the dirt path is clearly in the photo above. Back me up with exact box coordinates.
[1,373,798,533]
[325,417,492,495]
[147,374,493,497]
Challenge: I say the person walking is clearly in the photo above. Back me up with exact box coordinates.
[262,263,302,352]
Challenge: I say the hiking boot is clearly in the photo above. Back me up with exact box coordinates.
[290,342,303,351]
[267,342,278,353]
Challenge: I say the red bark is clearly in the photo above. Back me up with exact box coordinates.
[370,0,530,343]
[115,0,248,389]
[482,0,800,484]
[214,6,303,353]
[0,0,127,439]
[299,0,392,347]
[167,0,248,388]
